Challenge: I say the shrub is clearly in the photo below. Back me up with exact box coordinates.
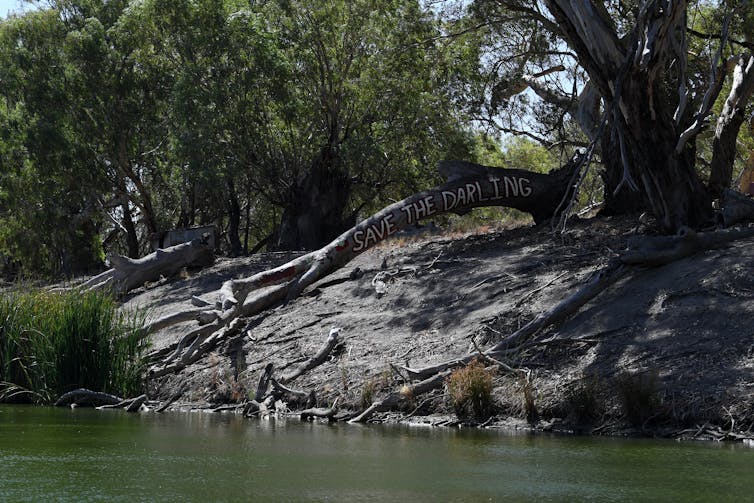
[616,370,662,429]
[446,359,494,421]
[0,289,149,403]
[564,374,604,426]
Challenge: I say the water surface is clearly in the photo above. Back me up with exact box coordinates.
[1,405,752,502]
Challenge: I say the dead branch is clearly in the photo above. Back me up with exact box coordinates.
[348,371,450,424]
[300,398,339,421]
[620,225,754,266]
[403,260,630,380]
[82,239,212,296]
[254,363,275,402]
[279,327,341,384]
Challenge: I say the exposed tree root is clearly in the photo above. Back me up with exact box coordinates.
[401,260,630,380]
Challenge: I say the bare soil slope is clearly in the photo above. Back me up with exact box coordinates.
[126,217,754,438]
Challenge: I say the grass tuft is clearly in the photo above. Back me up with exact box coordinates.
[446,359,494,421]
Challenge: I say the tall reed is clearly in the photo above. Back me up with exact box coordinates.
[0,289,148,404]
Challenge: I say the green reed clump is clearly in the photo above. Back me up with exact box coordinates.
[0,289,148,404]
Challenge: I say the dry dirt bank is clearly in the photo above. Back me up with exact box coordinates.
[125,217,754,440]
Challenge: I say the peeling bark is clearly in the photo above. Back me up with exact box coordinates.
[709,54,754,197]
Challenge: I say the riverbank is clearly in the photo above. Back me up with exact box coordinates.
[124,215,754,440]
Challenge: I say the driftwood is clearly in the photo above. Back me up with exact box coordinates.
[54,388,122,407]
[270,378,311,403]
[280,327,341,384]
[300,398,339,421]
[97,394,148,412]
[348,371,450,423]
[155,388,185,413]
[74,238,213,296]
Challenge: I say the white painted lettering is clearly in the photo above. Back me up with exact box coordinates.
[519,177,532,197]
[384,213,397,235]
[400,205,414,224]
[490,177,502,199]
[442,191,457,211]
[352,230,366,252]
[504,177,519,197]
[465,183,478,204]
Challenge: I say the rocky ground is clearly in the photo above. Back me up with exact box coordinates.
[123,215,754,441]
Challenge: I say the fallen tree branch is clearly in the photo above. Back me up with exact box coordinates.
[348,371,450,424]
[279,327,341,384]
[300,398,339,421]
[57,239,213,297]
[620,225,754,266]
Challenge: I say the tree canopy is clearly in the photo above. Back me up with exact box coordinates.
[1,0,752,278]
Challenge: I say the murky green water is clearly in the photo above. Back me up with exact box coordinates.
[1,405,753,502]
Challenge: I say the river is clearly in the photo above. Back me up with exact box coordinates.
[1,405,752,502]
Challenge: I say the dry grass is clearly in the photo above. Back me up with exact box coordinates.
[446,359,494,421]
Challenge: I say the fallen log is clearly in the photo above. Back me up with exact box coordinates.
[65,238,213,297]
[54,388,122,407]
[214,158,579,311]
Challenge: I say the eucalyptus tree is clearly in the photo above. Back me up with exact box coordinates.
[463,0,754,230]
[60,0,174,258]
[0,8,107,275]
[255,0,477,250]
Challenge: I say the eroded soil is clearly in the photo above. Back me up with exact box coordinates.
[125,216,754,439]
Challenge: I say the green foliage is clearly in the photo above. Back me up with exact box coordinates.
[0,289,149,403]
[446,359,494,421]
[0,0,478,270]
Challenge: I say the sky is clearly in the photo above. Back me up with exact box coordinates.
[0,0,35,19]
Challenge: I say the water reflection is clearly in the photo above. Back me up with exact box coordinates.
[1,405,753,502]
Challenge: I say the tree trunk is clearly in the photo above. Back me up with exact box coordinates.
[273,147,353,250]
[546,0,713,230]
[120,198,140,259]
[709,54,754,198]
[148,158,580,375]
[216,158,579,311]
[226,177,243,257]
